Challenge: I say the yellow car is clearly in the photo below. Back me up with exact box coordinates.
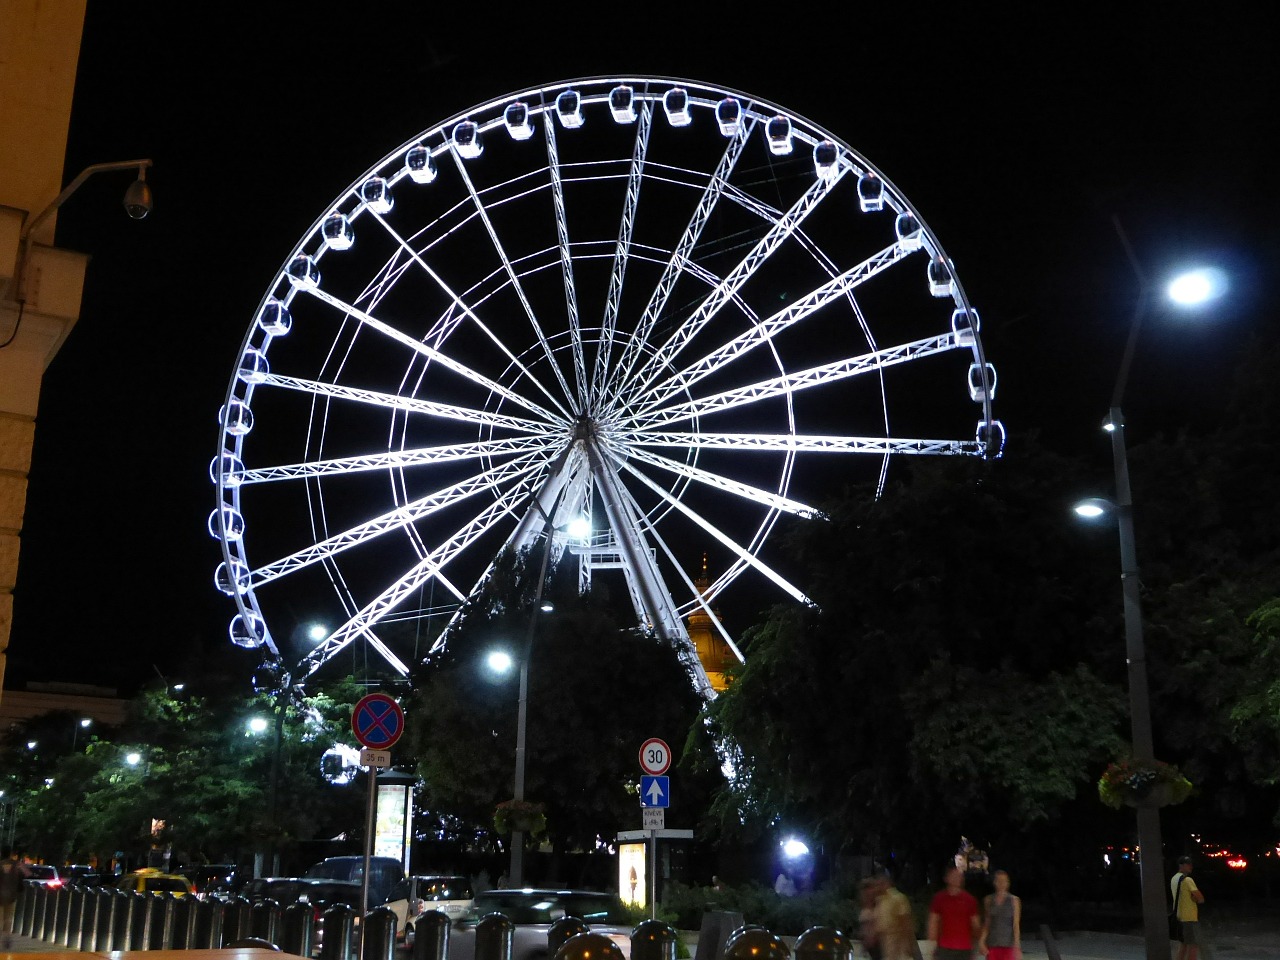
[114,868,194,897]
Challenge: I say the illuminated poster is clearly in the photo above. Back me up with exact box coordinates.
[375,784,409,869]
[618,842,646,908]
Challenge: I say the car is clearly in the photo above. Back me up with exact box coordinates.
[62,864,102,887]
[447,889,633,960]
[303,856,405,908]
[114,868,194,897]
[26,864,63,888]
[387,874,475,944]
[242,877,364,955]
[184,862,243,898]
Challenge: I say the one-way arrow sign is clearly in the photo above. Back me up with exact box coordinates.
[640,775,670,808]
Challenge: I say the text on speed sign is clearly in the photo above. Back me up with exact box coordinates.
[639,738,671,776]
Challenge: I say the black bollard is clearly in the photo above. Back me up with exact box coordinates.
[170,894,195,949]
[96,888,121,951]
[549,917,589,957]
[632,919,680,960]
[112,890,136,950]
[193,894,225,948]
[281,901,315,958]
[557,932,626,960]
[475,913,514,960]
[319,903,356,960]
[41,882,61,940]
[81,886,103,951]
[66,885,84,948]
[251,898,282,943]
[13,880,31,936]
[223,895,252,944]
[128,892,150,950]
[794,927,851,960]
[151,893,176,949]
[724,928,790,960]
[411,909,450,960]
[362,905,398,960]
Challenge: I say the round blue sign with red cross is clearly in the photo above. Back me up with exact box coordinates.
[351,693,404,749]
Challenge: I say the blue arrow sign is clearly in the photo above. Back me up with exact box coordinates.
[640,775,670,808]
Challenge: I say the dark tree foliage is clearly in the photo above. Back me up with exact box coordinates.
[407,547,716,860]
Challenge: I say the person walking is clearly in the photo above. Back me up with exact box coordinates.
[874,872,916,960]
[1,846,32,949]
[1170,855,1205,960]
[927,866,980,960]
[979,869,1021,960]
[858,878,882,960]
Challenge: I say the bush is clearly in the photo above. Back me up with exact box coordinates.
[661,880,862,938]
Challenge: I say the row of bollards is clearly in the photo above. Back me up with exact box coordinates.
[13,879,849,960]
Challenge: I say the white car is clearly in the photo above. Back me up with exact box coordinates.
[446,889,633,960]
[388,875,474,943]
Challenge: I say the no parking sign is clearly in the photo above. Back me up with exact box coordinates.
[351,693,404,750]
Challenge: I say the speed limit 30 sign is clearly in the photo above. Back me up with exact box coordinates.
[638,738,671,776]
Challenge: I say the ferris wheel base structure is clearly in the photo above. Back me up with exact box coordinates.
[209,77,1002,697]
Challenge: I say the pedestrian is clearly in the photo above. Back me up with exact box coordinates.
[1170,855,1205,960]
[874,872,916,960]
[1,846,32,949]
[927,866,980,960]
[775,871,797,897]
[979,869,1021,960]
[858,878,882,960]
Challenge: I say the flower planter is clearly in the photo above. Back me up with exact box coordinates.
[1123,781,1176,808]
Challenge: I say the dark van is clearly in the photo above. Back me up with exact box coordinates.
[302,856,406,907]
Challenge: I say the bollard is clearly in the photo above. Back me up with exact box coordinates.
[319,903,356,960]
[549,917,589,957]
[724,928,789,960]
[13,880,30,936]
[112,890,136,950]
[128,892,151,950]
[22,882,38,937]
[557,932,626,960]
[281,901,316,958]
[251,898,282,943]
[633,919,680,960]
[475,913,514,960]
[170,895,194,949]
[223,895,252,944]
[152,893,176,949]
[193,894,225,948]
[54,883,73,946]
[362,905,398,960]
[42,882,61,940]
[411,909,450,960]
[96,888,121,951]
[66,885,85,949]
[794,927,851,960]
[81,886,103,951]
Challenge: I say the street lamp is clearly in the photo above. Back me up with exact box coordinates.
[71,717,92,752]
[503,506,590,886]
[1081,219,1223,960]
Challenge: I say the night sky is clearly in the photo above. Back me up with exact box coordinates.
[7,2,1275,692]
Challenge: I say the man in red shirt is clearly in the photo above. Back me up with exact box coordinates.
[927,866,980,960]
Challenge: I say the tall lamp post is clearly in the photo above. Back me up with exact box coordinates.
[1082,220,1224,960]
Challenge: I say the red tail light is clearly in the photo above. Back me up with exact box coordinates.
[48,879,63,888]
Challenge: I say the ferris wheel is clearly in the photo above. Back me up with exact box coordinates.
[210,77,1002,698]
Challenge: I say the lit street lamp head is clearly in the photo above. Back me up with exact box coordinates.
[1073,498,1113,520]
[1167,266,1226,306]
[487,650,514,674]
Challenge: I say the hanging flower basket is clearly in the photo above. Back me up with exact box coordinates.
[1098,758,1193,810]
[494,799,547,837]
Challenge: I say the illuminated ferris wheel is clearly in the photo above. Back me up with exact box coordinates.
[210,77,1002,697]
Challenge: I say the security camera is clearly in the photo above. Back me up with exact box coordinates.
[122,176,152,219]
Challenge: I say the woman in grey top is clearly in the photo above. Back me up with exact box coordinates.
[980,869,1021,960]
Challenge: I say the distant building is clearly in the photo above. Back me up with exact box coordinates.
[0,680,127,729]
[685,555,736,692]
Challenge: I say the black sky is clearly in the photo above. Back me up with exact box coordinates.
[8,1,1276,692]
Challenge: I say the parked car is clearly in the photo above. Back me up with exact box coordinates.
[184,862,243,898]
[26,864,62,888]
[242,877,363,955]
[448,889,633,960]
[114,868,194,897]
[302,856,405,908]
[62,864,102,887]
[387,874,475,944]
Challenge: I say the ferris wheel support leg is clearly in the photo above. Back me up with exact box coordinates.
[585,440,714,698]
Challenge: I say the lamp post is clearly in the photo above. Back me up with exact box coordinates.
[1089,219,1222,960]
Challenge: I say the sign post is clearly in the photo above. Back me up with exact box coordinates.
[352,693,404,959]
[638,739,671,919]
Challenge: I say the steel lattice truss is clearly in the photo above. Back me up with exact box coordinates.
[211,77,1002,698]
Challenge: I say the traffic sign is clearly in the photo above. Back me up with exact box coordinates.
[352,693,404,749]
[642,808,665,830]
[360,747,391,768]
[638,738,671,776]
[640,775,670,808]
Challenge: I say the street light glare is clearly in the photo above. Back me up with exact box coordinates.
[781,837,810,859]
[1074,500,1109,519]
[125,752,142,766]
[487,650,514,674]
[566,516,591,540]
[308,624,328,643]
[1167,267,1226,306]
[248,716,269,734]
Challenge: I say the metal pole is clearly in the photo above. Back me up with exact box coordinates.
[269,690,286,877]
[360,766,377,960]
[648,832,657,921]
[510,508,556,887]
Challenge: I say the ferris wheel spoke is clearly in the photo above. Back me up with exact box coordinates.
[627,431,984,456]
[631,240,911,413]
[255,372,556,436]
[610,440,823,519]
[446,150,578,410]
[365,209,575,419]
[304,283,568,427]
[626,332,959,431]
[249,451,550,588]
[544,118,589,408]
[591,103,653,408]
[624,167,848,401]
[606,446,813,606]
[297,474,539,680]
[604,121,754,408]
[235,436,559,484]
